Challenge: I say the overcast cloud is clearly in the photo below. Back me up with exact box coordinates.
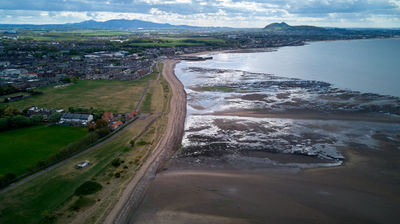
[0,0,399,28]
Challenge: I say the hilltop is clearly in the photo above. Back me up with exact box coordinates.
[263,22,330,34]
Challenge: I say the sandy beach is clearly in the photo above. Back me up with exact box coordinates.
[132,144,400,224]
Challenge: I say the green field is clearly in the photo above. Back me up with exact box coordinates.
[0,125,87,176]
[128,37,226,47]
[4,80,148,113]
[19,30,132,41]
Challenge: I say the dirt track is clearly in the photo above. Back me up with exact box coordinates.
[103,60,186,224]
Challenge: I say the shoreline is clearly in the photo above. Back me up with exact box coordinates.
[129,43,400,223]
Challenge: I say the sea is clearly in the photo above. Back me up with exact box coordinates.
[182,38,400,97]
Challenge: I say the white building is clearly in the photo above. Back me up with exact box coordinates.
[60,113,94,126]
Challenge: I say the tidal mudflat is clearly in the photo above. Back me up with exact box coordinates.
[176,65,400,168]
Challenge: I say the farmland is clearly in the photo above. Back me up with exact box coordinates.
[128,37,227,48]
[5,80,147,113]
[0,125,87,176]
[19,30,132,41]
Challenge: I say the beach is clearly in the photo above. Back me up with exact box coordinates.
[131,132,400,224]
[130,43,400,223]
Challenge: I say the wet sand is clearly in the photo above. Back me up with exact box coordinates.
[132,145,400,224]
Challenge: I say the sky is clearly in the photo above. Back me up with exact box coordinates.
[0,0,399,28]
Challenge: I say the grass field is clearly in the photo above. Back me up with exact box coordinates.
[4,80,148,113]
[129,37,227,48]
[0,125,87,176]
[0,63,170,224]
[19,30,132,41]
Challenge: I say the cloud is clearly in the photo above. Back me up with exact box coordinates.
[0,0,399,27]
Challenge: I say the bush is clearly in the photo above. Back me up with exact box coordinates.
[95,127,111,138]
[111,158,122,167]
[48,112,62,123]
[129,140,135,147]
[0,173,16,188]
[74,181,102,196]
[39,210,57,224]
[95,119,108,129]
[69,196,95,212]
[61,77,71,83]
[137,141,147,146]
[114,172,120,178]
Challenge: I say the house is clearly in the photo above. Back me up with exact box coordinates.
[60,113,93,126]
[111,120,123,130]
[27,106,54,119]
[6,95,31,102]
[127,111,137,119]
[0,61,10,68]
[102,112,114,122]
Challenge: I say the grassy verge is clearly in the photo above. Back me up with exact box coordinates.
[0,125,87,176]
[140,92,153,113]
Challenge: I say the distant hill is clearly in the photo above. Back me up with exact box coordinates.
[0,19,233,31]
[263,22,328,34]
[72,19,200,30]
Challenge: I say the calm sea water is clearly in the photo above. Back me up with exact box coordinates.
[196,38,400,97]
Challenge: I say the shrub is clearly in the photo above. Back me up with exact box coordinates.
[114,172,120,178]
[111,158,122,167]
[0,173,16,188]
[95,126,110,138]
[39,210,57,224]
[95,119,108,129]
[137,141,147,146]
[69,196,95,211]
[48,112,62,123]
[74,181,102,196]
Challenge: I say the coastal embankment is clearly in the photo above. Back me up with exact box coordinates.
[103,60,187,224]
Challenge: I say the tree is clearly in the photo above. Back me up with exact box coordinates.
[4,106,20,116]
[95,119,108,129]
[129,140,135,147]
[61,77,71,83]
[30,115,43,124]
[48,112,62,123]
[0,173,16,187]
[95,127,110,138]
[0,106,5,118]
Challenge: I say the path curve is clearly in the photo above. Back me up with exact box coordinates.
[103,60,186,224]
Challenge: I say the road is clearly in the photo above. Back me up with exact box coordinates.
[103,60,186,224]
